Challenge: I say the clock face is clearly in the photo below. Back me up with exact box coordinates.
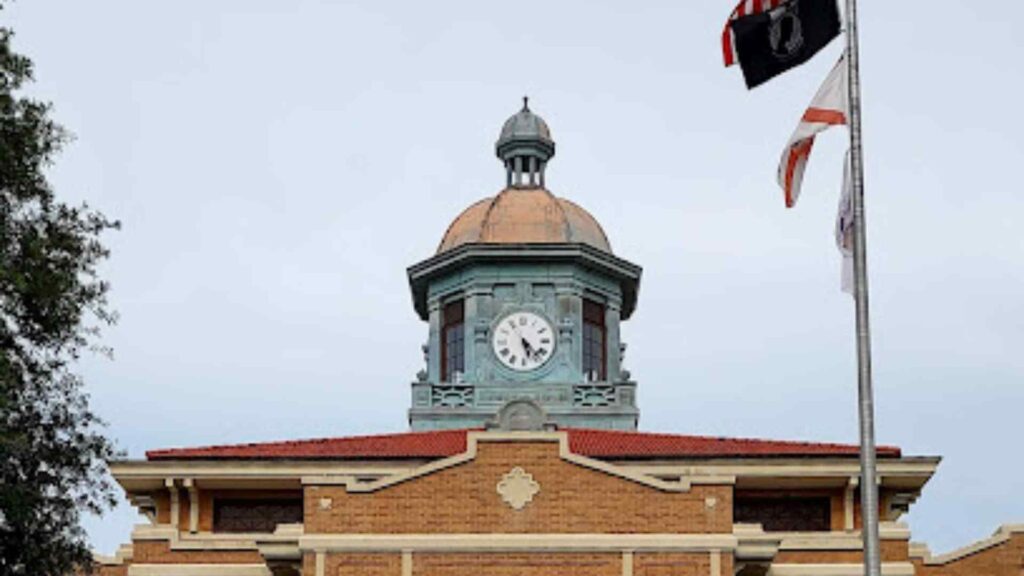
[492,311,556,372]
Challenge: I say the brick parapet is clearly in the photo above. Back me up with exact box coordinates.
[911,526,1024,576]
[304,440,731,534]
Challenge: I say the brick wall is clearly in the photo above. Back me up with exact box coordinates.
[914,532,1024,576]
[127,439,970,576]
[412,552,620,576]
[305,440,732,534]
[635,552,723,576]
[311,553,402,576]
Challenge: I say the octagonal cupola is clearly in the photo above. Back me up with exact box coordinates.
[407,100,642,432]
[496,97,555,188]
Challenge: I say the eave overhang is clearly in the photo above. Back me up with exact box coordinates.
[108,459,428,493]
[621,455,941,493]
[109,454,939,496]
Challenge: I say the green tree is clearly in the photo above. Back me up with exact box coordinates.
[0,3,120,574]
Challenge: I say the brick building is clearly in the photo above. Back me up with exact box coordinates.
[97,102,1022,576]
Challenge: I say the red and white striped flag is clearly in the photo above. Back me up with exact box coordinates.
[777,54,848,208]
[721,0,786,66]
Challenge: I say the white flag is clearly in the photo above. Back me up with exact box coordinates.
[778,53,848,208]
[836,150,854,295]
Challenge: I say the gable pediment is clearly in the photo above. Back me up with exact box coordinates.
[303,432,732,535]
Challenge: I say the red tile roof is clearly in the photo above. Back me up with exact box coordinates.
[146,428,901,461]
[566,428,900,458]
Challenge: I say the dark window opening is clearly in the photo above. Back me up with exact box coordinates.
[582,300,606,381]
[734,497,832,532]
[213,499,303,533]
[442,300,464,382]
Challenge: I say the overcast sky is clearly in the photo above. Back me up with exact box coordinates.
[7,0,1023,556]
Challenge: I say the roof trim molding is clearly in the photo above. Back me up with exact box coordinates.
[767,564,914,576]
[131,523,302,550]
[627,458,939,481]
[297,532,738,554]
[127,565,272,576]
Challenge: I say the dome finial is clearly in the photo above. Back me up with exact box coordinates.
[496,98,555,189]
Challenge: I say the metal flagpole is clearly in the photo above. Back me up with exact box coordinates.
[843,0,882,575]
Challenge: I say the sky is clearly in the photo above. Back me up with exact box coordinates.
[6,0,1023,556]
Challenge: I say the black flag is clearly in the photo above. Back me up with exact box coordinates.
[730,0,841,89]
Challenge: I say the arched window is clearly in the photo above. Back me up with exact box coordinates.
[441,300,465,382]
[582,300,606,381]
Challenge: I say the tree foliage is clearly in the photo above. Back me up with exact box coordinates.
[0,4,120,574]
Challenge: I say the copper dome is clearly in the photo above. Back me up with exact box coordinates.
[437,187,612,254]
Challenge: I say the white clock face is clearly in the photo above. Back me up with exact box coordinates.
[492,311,556,372]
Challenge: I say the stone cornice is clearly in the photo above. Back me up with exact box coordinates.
[298,532,737,553]
[407,243,642,320]
[628,457,939,491]
[131,523,302,552]
[128,565,272,576]
[110,452,937,494]
[110,460,421,492]
[734,522,912,562]
[768,565,914,576]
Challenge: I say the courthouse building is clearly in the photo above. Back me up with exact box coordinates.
[98,103,1022,576]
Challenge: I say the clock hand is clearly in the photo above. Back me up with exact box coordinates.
[521,337,534,359]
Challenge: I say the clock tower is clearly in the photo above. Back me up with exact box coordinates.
[407,99,642,431]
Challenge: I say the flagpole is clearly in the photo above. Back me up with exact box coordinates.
[843,0,882,575]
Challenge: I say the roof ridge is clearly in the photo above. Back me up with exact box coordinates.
[145,427,901,460]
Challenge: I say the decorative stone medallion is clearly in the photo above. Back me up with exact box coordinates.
[496,467,540,510]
